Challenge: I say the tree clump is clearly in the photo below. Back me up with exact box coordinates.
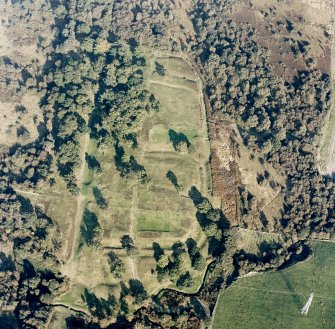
[107,251,125,279]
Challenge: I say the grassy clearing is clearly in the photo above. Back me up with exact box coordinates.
[236,228,284,255]
[212,241,335,329]
[137,211,172,232]
[56,283,88,312]
[154,57,198,81]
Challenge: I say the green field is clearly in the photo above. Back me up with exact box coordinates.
[212,241,335,329]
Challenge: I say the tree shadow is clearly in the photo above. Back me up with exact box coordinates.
[188,186,230,257]
[85,153,101,173]
[258,240,281,259]
[166,170,182,191]
[92,186,108,209]
[114,143,149,183]
[152,242,164,261]
[188,186,205,206]
[80,208,101,246]
[82,288,117,320]
[186,238,197,254]
[65,316,86,329]
[171,241,186,258]
[208,237,225,257]
[259,211,269,228]
[155,62,165,76]
[168,129,191,151]
[16,194,34,215]
[279,271,303,309]
[0,313,19,329]
[0,252,16,272]
[190,297,207,320]
[121,235,135,250]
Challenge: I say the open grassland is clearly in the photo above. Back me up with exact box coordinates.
[55,55,212,312]
[212,241,335,329]
[235,228,284,255]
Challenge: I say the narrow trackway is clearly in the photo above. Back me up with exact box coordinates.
[128,184,139,279]
[15,189,62,198]
[149,79,196,93]
[15,189,43,197]
[319,12,335,175]
[67,132,90,262]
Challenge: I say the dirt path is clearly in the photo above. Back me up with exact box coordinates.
[66,133,90,262]
[15,189,43,197]
[128,184,139,279]
[318,9,335,175]
[15,189,63,198]
[149,79,196,93]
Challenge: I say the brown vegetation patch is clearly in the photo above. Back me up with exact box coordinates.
[207,115,240,225]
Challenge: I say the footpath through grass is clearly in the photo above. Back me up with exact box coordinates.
[212,241,335,329]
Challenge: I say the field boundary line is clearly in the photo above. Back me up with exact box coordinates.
[234,286,335,301]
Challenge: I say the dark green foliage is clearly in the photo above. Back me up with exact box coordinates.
[120,235,137,256]
[1,144,52,188]
[80,209,102,246]
[154,241,190,283]
[45,51,104,189]
[107,251,125,279]
[114,143,149,183]
[14,261,68,329]
[176,272,194,289]
[152,242,164,262]
[92,187,108,209]
[128,279,148,304]
[188,186,228,256]
[186,238,206,271]
[90,43,159,148]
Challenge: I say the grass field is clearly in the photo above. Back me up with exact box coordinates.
[235,228,284,255]
[53,54,212,316]
[212,241,335,329]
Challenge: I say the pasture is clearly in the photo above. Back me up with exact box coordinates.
[212,241,335,329]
